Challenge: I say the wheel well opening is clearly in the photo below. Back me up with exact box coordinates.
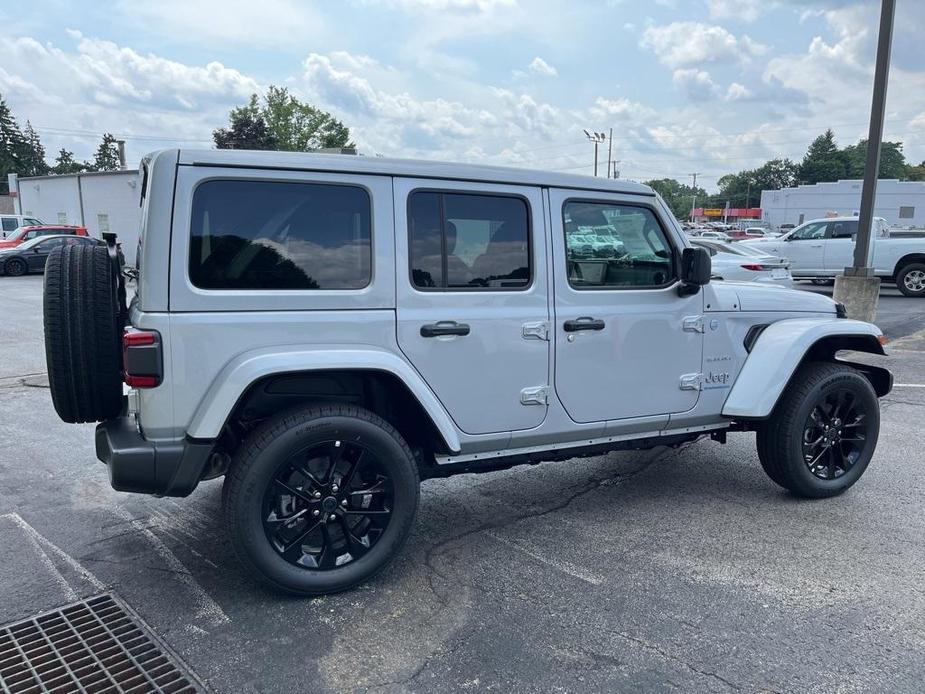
[894,253,925,278]
[219,369,451,459]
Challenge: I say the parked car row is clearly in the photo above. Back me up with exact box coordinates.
[0,235,103,276]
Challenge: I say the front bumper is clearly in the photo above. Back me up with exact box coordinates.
[95,416,213,497]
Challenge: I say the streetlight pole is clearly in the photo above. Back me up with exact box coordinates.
[583,129,606,177]
[606,127,613,179]
[833,0,895,322]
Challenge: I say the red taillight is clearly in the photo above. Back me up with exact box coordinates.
[740,264,764,271]
[122,329,161,388]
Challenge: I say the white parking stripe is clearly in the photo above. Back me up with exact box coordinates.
[485,530,604,586]
[894,384,925,388]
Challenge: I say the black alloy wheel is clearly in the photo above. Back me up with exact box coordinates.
[224,404,419,595]
[801,387,871,480]
[4,258,26,276]
[264,439,394,570]
[756,362,880,498]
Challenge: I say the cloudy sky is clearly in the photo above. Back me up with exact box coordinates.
[1,0,923,190]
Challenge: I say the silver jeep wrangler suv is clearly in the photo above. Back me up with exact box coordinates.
[43,149,892,595]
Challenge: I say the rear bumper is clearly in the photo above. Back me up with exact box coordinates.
[95,416,213,497]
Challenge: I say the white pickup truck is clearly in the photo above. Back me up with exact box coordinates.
[746,216,925,297]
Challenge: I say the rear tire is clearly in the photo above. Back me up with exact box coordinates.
[811,278,833,286]
[43,244,124,423]
[756,362,879,498]
[4,258,26,277]
[896,263,925,297]
[223,404,420,595]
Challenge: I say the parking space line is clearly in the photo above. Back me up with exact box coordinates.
[485,530,604,586]
[111,507,230,626]
[894,384,925,388]
[1,512,106,595]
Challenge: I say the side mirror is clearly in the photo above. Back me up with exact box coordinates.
[679,247,711,296]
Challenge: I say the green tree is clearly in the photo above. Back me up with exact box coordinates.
[215,86,353,151]
[645,178,708,220]
[906,160,925,181]
[841,139,906,179]
[87,133,122,171]
[0,94,27,178]
[52,148,86,175]
[21,121,49,176]
[799,129,846,184]
[717,158,799,208]
[213,95,277,150]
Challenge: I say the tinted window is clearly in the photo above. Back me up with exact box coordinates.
[409,192,530,290]
[828,220,857,238]
[36,238,67,252]
[564,202,674,288]
[2,218,17,231]
[189,180,371,290]
[25,218,42,226]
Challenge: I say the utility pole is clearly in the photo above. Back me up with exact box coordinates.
[612,160,621,179]
[583,129,606,177]
[689,172,700,222]
[606,128,613,179]
[745,179,751,209]
[833,0,894,322]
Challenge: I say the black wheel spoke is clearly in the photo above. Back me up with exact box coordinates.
[273,478,315,505]
[281,520,322,562]
[263,439,395,572]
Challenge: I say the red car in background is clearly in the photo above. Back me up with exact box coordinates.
[0,225,89,250]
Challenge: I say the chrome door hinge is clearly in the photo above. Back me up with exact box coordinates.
[682,315,705,333]
[522,321,549,341]
[520,385,549,405]
[679,373,702,391]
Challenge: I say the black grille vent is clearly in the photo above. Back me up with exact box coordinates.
[0,594,203,693]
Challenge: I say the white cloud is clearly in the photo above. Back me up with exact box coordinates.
[528,56,557,77]
[360,0,515,10]
[708,0,764,23]
[725,82,751,101]
[672,68,720,100]
[641,22,767,68]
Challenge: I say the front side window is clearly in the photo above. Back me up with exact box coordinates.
[790,222,827,240]
[2,218,18,231]
[25,218,42,226]
[409,191,530,290]
[36,238,67,252]
[564,201,674,289]
[189,180,371,290]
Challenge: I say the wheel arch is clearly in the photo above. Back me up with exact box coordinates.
[723,318,889,420]
[186,346,462,454]
[893,253,925,279]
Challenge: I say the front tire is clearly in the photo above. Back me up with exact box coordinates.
[756,362,879,498]
[223,404,420,595]
[896,262,925,297]
[811,278,833,286]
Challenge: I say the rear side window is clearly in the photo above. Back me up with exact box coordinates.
[827,220,857,238]
[563,201,675,289]
[408,191,530,290]
[189,180,371,290]
[1,218,17,232]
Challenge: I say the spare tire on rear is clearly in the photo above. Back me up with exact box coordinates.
[43,243,124,423]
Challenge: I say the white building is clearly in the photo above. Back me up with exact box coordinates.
[760,179,925,230]
[14,170,141,262]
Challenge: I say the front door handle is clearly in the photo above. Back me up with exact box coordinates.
[421,321,470,338]
[810,244,823,248]
[563,317,606,332]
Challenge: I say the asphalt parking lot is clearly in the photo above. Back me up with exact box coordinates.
[2,274,925,693]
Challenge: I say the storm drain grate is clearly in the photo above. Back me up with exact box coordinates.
[0,594,203,693]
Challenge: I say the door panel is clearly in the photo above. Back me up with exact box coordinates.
[394,178,550,435]
[550,190,702,423]
[822,220,859,272]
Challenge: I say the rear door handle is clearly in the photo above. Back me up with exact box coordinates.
[810,244,823,248]
[563,317,606,332]
[421,321,470,338]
